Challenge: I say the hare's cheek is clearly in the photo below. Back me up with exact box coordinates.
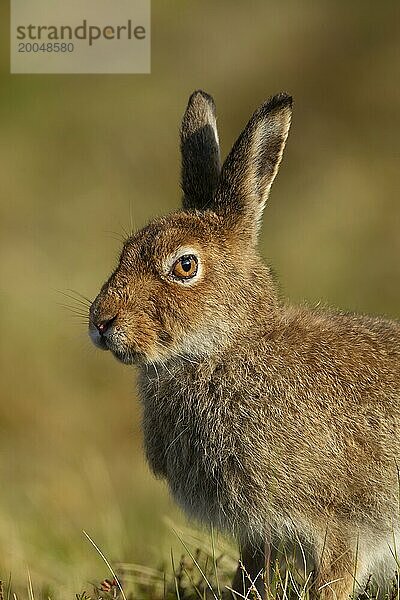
[114,312,158,353]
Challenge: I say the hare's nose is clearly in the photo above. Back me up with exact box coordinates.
[95,315,117,335]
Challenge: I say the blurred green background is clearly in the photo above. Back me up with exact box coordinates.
[0,0,399,596]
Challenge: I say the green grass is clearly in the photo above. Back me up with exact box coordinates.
[3,524,399,600]
[0,524,236,600]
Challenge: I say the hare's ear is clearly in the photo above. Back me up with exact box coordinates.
[180,90,221,211]
[215,93,292,237]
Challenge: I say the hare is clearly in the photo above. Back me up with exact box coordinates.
[89,90,400,600]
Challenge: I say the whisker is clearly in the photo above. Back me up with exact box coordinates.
[58,307,89,325]
[174,353,200,366]
[148,360,161,398]
[128,200,135,238]
[165,425,190,454]
[64,318,90,326]
[58,300,88,312]
[104,230,126,244]
[157,358,177,382]
[59,311,88,319]
[58,304,89,318]
[118,222,132,240]
[66,289,93,305]
[57,290,91,308]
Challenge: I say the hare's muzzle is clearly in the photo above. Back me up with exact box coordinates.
[88,309,118,351]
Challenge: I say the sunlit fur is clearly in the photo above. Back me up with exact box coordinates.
[89,91,400,599]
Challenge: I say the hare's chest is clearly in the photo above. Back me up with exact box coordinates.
[140,373,242,529]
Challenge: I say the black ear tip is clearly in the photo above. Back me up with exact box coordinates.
[263,92,293,114]
[188,89,216,111]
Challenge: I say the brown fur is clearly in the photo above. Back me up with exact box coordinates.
[89,90,400,599]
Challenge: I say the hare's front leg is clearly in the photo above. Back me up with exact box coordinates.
[229,542,268,599]
[313,540,357,600]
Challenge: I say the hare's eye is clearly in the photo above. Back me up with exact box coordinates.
[171,255,198,280]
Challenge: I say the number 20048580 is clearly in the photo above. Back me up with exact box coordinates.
[18,42,74,52]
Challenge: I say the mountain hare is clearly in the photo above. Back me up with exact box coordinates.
[89,90,400,599]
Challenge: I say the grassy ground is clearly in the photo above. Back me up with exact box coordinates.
[3,527,398,600]
[0,524,238,600]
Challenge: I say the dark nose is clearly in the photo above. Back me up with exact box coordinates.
[95,315,117,336]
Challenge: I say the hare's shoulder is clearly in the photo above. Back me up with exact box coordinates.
[249,306,400,403]
[270,305,400,359]
[196,305,400,411]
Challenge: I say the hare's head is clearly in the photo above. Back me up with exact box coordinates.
[89,91,292,364]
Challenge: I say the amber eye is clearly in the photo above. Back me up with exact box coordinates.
[171,254,198,280]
